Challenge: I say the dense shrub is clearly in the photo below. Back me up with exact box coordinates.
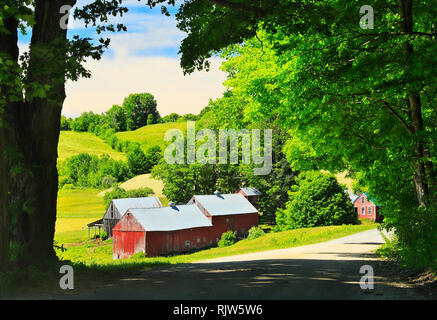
[127,144,162,175]
[247,226,265,240]
[59,153,131,189]
[161,113,181,123]
[60,116,71,131]
[275,171,356,230]
[217,231,237,247]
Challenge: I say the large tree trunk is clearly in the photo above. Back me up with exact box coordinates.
[398,0,434,207]
[1,0,76,267]
[0,16,20,271]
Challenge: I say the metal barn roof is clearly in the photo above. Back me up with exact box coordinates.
[112,197,162,216]
[192,193,258,216]
[128,205,212,232]
[239,187,262,196]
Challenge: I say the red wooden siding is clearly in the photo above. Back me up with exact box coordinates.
[145,226,216,257]
[354,193,382,222]
[211,213,259,240]
[113,213,146,259]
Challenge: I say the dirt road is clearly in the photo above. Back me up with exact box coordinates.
[54,228,430,300]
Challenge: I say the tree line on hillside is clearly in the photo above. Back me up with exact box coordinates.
[58,146,162,190]
[58,92,210,191]
[61,93,210,133]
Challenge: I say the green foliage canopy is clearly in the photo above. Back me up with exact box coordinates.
[276,172,356,230]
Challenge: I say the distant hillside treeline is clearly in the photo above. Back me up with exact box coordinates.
[61,92,211,133]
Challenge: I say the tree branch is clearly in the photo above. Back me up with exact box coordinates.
[381,101,413,135]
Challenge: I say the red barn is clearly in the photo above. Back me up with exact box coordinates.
[103,196,162,237]
[113,191,260,259]
[188,192,259,239]
[237,187,262,208]
[113,205,213,258]
[352,192,383,222]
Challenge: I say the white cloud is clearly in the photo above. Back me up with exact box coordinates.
[63,7,227,118]
[63,49,227,118]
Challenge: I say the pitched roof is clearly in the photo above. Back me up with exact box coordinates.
[128,205,212,232]
[192,193,258,216]
[239,187,262,196]
[112,197,162,216]
[352,192,382,206]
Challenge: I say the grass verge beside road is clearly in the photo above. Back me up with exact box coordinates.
[57,224,378,272]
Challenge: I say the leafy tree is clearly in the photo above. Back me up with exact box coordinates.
[127,144,149,176]
[105,104,127,131]
[147,113,154,125]
[123,93,161,131]
[144,145,163,171]
[71,111,103,132]
[185,1,437,268]
[60,116,72,131]
[161,113,181,123]
[276,172,356,230]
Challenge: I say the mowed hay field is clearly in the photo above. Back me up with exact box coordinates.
[58,131,126,162]
[98,174,167,203]
[55,175,167,245]
[116,121,188,152]
[55,188,106,244]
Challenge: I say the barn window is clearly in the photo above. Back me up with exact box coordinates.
[368,207,372,215]
[185,240,190,247]
[361,207,365,215]
[197,238,200,243]
[226,218,230,223]
[361,196,365,204]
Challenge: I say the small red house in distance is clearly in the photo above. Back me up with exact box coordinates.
[237,187,262,208]
[349,191,383,222]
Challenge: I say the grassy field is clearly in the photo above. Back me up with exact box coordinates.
[55,188,106,244]
[56,224,377,270]
[98,174,165,197]
[58,131,126,162]
[55,178,168,245]
[116,121,188,152]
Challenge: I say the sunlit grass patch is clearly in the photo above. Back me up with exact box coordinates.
[58,131,126,162]
[116,121,188,152]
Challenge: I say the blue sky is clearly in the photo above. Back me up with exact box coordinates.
[18,0,226,118]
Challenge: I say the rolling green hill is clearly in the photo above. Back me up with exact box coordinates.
[58,131,126,162]
[116,121,188,152]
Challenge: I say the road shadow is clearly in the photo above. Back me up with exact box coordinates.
[76,256,429,300]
